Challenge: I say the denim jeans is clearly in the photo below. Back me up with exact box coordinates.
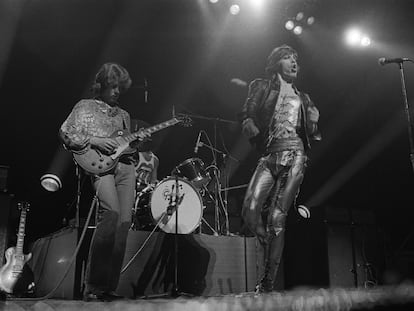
[242,150,307,289]
[84,162,135,294]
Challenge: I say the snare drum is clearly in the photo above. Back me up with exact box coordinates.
[173,158,210,188]
[150,177,203,234]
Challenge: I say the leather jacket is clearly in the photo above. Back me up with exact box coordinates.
[238,77,321,154]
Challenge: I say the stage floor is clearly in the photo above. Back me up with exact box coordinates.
[2,284,414,311]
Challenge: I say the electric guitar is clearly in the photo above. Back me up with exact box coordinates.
[73,115,191,176]
[0,201,35,295]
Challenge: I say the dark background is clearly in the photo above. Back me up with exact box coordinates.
[1,0,414,286]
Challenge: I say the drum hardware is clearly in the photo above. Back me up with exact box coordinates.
[166,109,239,235]
[190,128,234,235]
[220,184,249,192]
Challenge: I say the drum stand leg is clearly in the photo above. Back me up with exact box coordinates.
[137,176,193,299]
[199,217,218,235]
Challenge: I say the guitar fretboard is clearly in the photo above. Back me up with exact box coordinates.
[16,203,29,257]
[125,118,180,143]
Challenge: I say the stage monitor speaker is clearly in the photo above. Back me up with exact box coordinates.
[117,231,258,297]
[29,227,80,299]
[284,206,381,289]
[30,228,261,298]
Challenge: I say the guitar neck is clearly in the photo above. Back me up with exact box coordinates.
[15,204,28,257]
[125,118,180,143]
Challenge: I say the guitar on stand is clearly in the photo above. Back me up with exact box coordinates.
[0,201,35,296]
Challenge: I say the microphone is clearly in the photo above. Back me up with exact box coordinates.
[194,131,202,154]
[378,57,411,66]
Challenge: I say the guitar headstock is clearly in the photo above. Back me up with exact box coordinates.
[17,201,30,212]
[175,114,193,127]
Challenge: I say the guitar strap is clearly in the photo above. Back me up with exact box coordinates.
[122,113,128,131]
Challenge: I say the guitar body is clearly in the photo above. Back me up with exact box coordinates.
[0,247,34,294]
[73,129,134,176]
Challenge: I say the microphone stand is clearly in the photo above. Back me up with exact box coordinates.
[166,176,192,297]
[397,61,414,173]
[172,175,180,296]
[75,164,81,228]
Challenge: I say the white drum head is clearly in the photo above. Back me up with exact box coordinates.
[150,177,203,234]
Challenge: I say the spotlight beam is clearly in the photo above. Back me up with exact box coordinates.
[306,113,405,207]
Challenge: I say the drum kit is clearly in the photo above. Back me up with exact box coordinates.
[129,110,247,237]
[131,156,218,235]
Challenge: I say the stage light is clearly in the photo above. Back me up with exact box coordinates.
[209,0,219,3]
[307,16,315,25]
[296,205,311,219]
[361,36,371,47]
[345,28,372,47]
[40,174,62,192]
[293,25,303,35]
[345,28,362,46]
[249,0,265,10]
[229,4,240,15]
[296,12,304,21]
[285,20,295,30]
[40,144,72,192]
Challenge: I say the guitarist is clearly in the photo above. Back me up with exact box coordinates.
[60,63,150,301]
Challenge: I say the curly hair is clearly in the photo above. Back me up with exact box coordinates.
[265,45,298,77]
[91,62,132,96]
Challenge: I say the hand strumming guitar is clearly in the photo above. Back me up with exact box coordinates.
[90,131,151,155]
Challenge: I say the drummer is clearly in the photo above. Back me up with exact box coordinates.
[131,119,159,192]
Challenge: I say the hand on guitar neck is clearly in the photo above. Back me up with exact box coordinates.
[90,129,151,156]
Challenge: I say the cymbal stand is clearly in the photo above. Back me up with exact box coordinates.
[180,112,238,235]
[61,163,84,228]
[200,140,230,235]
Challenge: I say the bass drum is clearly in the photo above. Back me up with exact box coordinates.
[150,177,203,234]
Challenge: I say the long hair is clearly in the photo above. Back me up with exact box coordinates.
[265,45,298,77]
[90,62,132,96]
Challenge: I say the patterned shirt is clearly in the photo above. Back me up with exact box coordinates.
[60,99,131,151]
[134,151,158,187]
[266,75,304,166]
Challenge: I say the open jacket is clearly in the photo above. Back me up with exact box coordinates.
[238,77,321,154]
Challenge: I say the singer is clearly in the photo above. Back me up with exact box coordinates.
[238,45,321,293]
